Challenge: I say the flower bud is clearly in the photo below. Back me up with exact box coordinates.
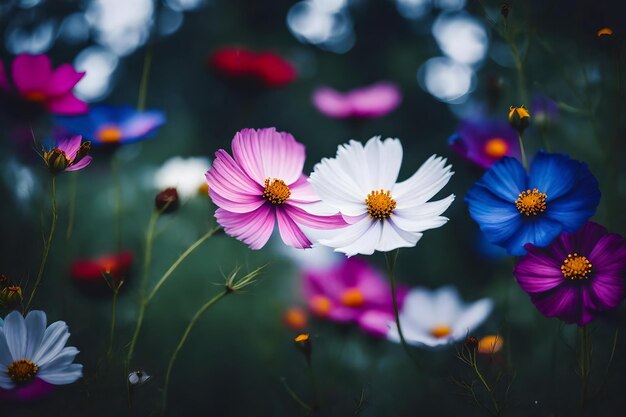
[155,188,179,213]
[464,336,478,351]
[128,370,151,386]
[0,286,23,309]
[501,2,509,18]
[508,105,530,134]
[294,333,312,364]
[597,27,614,38]
[44,149,70,174]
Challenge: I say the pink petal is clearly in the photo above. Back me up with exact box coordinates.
[46,93,88,115]
[12,54,52,94]
[357,310,394,338]
[57,135,82,160]
[208,190,265,213]
[284,204,346,230]
[45,64,85,96]
[215,205,275,250]
[231,128,306,185]
[276,208,312,249]
[349,82,402,118]
[289,176,319,203]
[311,87,351,119]
[66,156,92,172]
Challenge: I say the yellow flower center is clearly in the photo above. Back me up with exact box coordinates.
[365,189,396,220]
[430,325,452,338]
[561,253,592,280]
[515,188,547,216]
[24,91,46,103]
[7,359,38,384]
[294,333,310,343]
[310,295,332,316]
[484,138,508,159]
[197,182,209,196]
[263,178,290,205]
[340,288,365,308]
[97,126,124,143]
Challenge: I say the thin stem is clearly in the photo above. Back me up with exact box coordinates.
[66,173,77,240]
[26,175,57,311]
[107,288,119,359]
[111,154,123,250]
[126,303,145,365]
[161,290,229,412]
[306,359,320,413]
[140,210,161,298]
[137,45,153,112]
[517,133,528,170]
[472,350,500,415]
[579,326,592,408]
[281,378,312,413]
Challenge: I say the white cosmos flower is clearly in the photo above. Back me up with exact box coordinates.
[0,311,82,389]
[308,136,455,256]
[154,156,211,201]
[387,286,493,349]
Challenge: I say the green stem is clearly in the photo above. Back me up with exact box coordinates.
[137,45,153,112]
[107,288,119,359]
[517,133,528,170]
[472,350,500,415]
[111,154,123,250]
[26,175,57,311]
[161,290,229,412]
[126,303,145,365]
[579,326,592,408]
[281,378,312,413]
[385,250,416,366]
[307,359,320,413]
[140,210,161,298]
[66,173,77,240]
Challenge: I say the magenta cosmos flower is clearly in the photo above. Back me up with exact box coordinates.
[513,222,626,326]
[303,257,408,337]
[312,82,402,119]
[205,128,346,249]
[0,54,87,116]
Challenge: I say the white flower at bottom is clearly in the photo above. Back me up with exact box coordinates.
[154,156,211,201]
[387,286,493,348]
[309,137,455,256]
[0,310,82,389]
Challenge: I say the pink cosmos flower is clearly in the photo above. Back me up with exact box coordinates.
[0,54,87,116]
[312,82,402,119]
[303,257,408,337]
[205,128,346,249]
[43,135,92,174]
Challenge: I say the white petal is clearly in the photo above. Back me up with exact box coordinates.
[363,137,403,190]
[38,347,79,374]
[377,220,422,252]
[392,155,454,208]
[334,140,371,193]
[24,311,47,360]
[332,220,383,256]
[315,217,373,251]
[3,311,26,360]
[32,321,69,366]
[392,194,455,233]
[387,321,451,349]
[433,286,463,325]
[0,372,15,389]
[309,159,367,215]
[38,363,82,385]
[452,299,494,339]
[0,329,13,368]
[399,288,438,326]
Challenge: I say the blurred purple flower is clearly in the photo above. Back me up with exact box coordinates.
[448,119,520,169]
[312,82,402,119]
[514,222,626,326]
[303,257,408,337]
[0,378,55,402]
[532,95,559,126]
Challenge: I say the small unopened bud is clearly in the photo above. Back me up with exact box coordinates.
[509,105,530,134]
[597,27,614,38]
[294,333,312,364]
[501,2,509,18]
[464,336,479,351]
[0,286,23,309]
[155,188,179,213]
[44,149,70,174]
[128,370,151,386]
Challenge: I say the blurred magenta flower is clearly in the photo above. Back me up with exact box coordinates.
[0,378,55,402]
[312,82,401,119]
[303,257,407,337]
[0,54,87,116]
[448,119,520,168]
[514,222,626,326]
[70,250,133,296]
[465,152,601,256]
[43,135,92,174]
[205,128,346,249]
[55,105,165,146]
[209,47,297,88]
[388,286,493,348]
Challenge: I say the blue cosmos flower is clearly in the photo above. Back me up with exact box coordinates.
[55,105,165,146]
[465,151,601,256]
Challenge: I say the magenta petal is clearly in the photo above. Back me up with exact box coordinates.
[0,59,8,90]
[531,284,585,325]
[57,135,82,160]
[215,205,275,250]
[327,306,359,322]
[66,156,92,171]
[46,93,88,116]
[312,87,351,119]
[284,204,346,230]
[207,150,263,195]
[590,233,626,273]
[45,64,85,96]
[357,310,394,338]
[349,82,402,118]
[12,54,52,94]
[588,274,625,310]
[209,190,265,213]
[276,208,312,249]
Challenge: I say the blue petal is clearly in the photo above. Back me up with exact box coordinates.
[477,157,527,201]
[528,152,577,200]
[502,217,563,256]
[465,183,522,245]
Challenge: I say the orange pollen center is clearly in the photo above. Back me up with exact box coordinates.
[561,253,592,280]
[515,189,547,216]
[340,288,365,308]
[484,138,509,159]
[7,359,38,384]
[97,126,123,143]
[310,295,332,316]
[263,178,290,205]
[365,189,396,220]
[431,325,452,338]
[198,183,209,196]
[24,91,46,103]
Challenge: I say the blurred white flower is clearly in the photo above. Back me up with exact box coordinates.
[154,156,211,201]
[387,286,493,348]
[128,370,151,386]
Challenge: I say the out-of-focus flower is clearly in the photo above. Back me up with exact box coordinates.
[508,105,530,134]
[0,54,88,116]
[303,257,408,337]
[311,82,402,119]
[283,307,308,331]
[0,286,23,310]
[513,222,626,326]
[387,286,493,349]
[465,152,600,256]
[70,251,133,296]
[293,333,312,362]
[0,311,82,389]
[155,188,179,213]
[309,137,455,256]
[596,27,614,37]
[209,47,297,88]
[478,335,503,354]
[448,119,520,169]
[531,95,559,127]
[55,105,165,146]
[464,336,479,350]
[205,127,346,250]
[42,135,92,174]
[128,370,151,386]
[154,156,211,201]
[0,378,55,402]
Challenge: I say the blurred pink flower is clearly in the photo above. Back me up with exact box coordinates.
[0,378,55,402]
[312,82,402,119]
[303,257,408,337]
[205,128,346,249]
[0,54,87,116]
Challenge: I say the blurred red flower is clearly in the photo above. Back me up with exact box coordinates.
[209,47,297,88]
[70,251,133,296]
